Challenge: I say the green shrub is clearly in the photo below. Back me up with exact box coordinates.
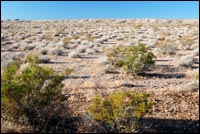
[86,92,154,133]
[1,55,72,132]
[103,43,156,74]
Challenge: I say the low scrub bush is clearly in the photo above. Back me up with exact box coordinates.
[68,51,81,58]
[103,43,156,74]
[80,92,154,133]
[179,36,194,50]
[48,47,63,56]
[179,55,194,68]
[1,54,73,132]
[63,37,72,45]
[155,40,177,55]
[38,56,50,63]
[42,34,53,41]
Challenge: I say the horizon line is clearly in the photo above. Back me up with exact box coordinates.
[2,18,199,21]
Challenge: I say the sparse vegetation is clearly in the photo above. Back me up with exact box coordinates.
[1,19,199,133]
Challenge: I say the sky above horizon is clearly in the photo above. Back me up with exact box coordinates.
[1,1,199,20]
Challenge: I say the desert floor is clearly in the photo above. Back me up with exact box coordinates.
[1,19,199,133]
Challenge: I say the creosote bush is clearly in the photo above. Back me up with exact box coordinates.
[103,43,156,74]
[84,92,154,133]
[1,54,73,132]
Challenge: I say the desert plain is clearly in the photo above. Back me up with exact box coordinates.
[1,19,199,133]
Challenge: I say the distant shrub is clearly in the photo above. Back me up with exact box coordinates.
[25,53,40,63]
[48,47,63,55]
[84,92,154,133]
[179,55,194,68]
[183,81,199,92]
[64,68,73,76]
[68,51,81,58]
[39,47,48,55]
[12,43,20,49]
[135,23,143,29]
[1,54,73,132]
[63,37,71,45]
[190,43,199,50]
[82,35,94,42]
[179,36,194,50]
[42,34,53,41]
[156,40,177,55]
[103,43,156,74]
[38,56,50,63]
[21,44,36,51]
[86,48,95,54]
[76,45,86,53]
[194,71,199,81]
[191,48,199,56]
[12,52,25,61]
[71,34,80,40]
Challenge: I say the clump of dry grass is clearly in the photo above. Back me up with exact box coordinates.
[63,37,72,45]
[42,34,53,41]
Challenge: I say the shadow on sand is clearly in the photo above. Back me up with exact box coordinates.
[141,117,199,133]
[139,73,185,79]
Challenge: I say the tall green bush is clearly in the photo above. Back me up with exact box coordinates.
[1,54,72,132]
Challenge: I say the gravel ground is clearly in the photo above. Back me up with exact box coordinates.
[1,19,199,133]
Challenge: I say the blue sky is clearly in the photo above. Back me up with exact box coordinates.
[1,1,199,20]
